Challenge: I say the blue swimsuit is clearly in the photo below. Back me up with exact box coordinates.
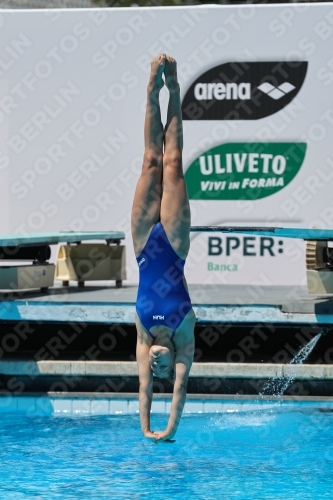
[136,222,192,339]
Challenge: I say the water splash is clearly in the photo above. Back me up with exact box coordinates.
[260,330,326,398]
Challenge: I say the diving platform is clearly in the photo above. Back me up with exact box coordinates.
[0,284,332,326]
[0,231,125,247]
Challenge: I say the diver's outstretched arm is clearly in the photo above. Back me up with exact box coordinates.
[154,339,195,441]
[136,323,156,439]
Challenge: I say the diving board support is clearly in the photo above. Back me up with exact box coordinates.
[0,264,55,293]
[306,240,333,294]
[0,231,126,292]
[55,243,126,288]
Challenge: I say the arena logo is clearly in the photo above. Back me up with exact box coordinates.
[194,82,251,101]
[184,142,307,200]
[182,61,308,120]
[257,82,295,100]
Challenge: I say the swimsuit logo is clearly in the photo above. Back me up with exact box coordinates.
[181,61,308,121]
[184,142,307,200]
[153,315,164,320]
[138,257,145,267]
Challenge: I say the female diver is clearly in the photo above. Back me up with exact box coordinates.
[131,54,196,442]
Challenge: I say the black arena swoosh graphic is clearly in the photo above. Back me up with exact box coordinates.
[181,61,308,121]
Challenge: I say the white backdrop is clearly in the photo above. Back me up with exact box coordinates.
[1,4,333,286]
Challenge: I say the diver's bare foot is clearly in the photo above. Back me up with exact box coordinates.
[148,54,165,93]
[165,55,180,93]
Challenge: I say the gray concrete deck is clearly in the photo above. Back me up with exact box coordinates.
[0,284,332,325]
[1,360,333,380]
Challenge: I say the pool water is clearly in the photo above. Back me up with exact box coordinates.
[1,405,333,499]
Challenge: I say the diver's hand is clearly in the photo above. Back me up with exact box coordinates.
[153,430,175,442]
[143,430,158,440]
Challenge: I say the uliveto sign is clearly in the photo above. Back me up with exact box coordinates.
[185,142,307,200]
[182,61,308,120]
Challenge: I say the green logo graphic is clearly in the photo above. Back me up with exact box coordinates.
[185,143,306,200]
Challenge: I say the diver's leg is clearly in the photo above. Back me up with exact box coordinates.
[131,54,165,257]
[160,55,190,260]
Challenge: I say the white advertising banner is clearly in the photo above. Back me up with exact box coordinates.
[0,4,333,286]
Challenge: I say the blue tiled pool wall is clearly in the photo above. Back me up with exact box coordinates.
[1,395,333,416]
